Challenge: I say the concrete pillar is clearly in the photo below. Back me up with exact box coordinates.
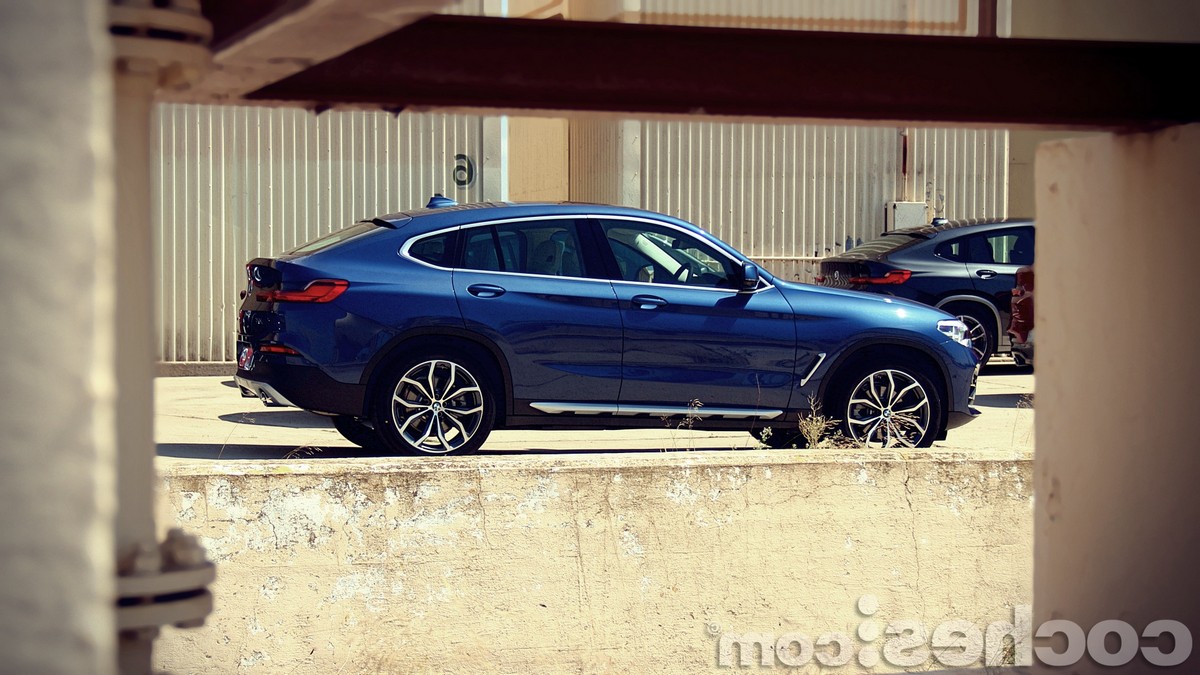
[0,2,117,673]
[1007,0,1200,218]
[1034,125,1200,671]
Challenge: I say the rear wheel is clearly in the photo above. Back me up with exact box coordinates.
[830,359,943,448]
[372,353,496,456]
[946,304,994,366]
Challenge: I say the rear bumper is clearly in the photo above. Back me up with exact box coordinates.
[235,362,366,416]
[1011,332,1035,365]
[942,361,980,435]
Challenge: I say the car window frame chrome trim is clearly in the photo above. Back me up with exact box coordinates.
[399,215,609,283]
[398,213,775,294]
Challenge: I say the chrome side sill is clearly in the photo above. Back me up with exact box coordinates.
[530,402,782,420]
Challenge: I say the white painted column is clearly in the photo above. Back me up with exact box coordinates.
[0,1,117,673]
[1034,125,1200,672]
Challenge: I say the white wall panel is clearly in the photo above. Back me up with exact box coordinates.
[576,0,1008,283]
[906,127,1010,219]
[157,0,1011,363]
[153,104,485,363]
[638,0,979,35]
[640,121,908,282]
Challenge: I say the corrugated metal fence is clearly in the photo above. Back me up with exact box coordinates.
[569,120,1007,284]
[153,105,485,363]
[636,122,1008,282]
[623,0,1008,282]
[154,0,1009,364]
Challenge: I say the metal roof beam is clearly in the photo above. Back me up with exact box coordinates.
[244,14,1199,131]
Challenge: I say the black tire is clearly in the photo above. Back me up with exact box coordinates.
[331,415,385,451]
[946,303,995,367]
[371,352,496,456]
[828,358,944,448]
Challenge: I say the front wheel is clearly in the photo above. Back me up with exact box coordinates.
[372,354,496,456]
[831,360,944,448]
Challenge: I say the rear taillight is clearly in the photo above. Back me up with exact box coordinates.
[814,275,826,283]
[848,269,911,285]
[256,279,349,303]
[258,344,300,355]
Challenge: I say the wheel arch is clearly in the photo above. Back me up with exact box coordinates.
[816,339,952,438]
[935,295,1003,343]
[360,328,512,425]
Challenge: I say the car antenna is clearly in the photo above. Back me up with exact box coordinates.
[426,193,457,209]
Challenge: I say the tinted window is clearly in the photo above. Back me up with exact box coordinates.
[408,232,455,266]
[461,220,587,277]
[938,227,1035,265]
[599,220,736,288]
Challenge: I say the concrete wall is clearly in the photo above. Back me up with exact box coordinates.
[155,450,1031,673]
[0,1,117,673]
[1034,125,1200,672]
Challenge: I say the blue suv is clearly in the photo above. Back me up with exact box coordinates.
[236,197,979,454]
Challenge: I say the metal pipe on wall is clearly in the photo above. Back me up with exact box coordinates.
[109,1,215,671]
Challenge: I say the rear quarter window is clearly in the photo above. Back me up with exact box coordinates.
[408,232,456,267]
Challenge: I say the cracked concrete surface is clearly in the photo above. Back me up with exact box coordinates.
[152,368,1033,673]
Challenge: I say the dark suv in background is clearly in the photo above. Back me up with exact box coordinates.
[816,218,1034,366]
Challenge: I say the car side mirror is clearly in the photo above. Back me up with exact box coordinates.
[738,262,760,292]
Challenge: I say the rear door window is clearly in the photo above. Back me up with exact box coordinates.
[461,220,589,277]
[937,227,1035,265]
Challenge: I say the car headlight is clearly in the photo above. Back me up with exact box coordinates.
[937,319,971,349]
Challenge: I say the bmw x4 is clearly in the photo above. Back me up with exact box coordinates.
[236,198,979,455]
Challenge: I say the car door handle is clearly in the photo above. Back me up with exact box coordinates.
[976,270,998,279]
[631,294,667,310]
[467,284,506,298]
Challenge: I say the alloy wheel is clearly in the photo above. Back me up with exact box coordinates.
[956,313,990,363]
[390,359,485,454]
[845,369,932,448]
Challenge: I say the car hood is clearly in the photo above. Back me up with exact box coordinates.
[773,279,952,319]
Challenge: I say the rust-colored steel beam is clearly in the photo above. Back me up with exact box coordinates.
[247,14,1199,131]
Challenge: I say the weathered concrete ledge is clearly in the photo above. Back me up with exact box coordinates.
[155,448,1032,673]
